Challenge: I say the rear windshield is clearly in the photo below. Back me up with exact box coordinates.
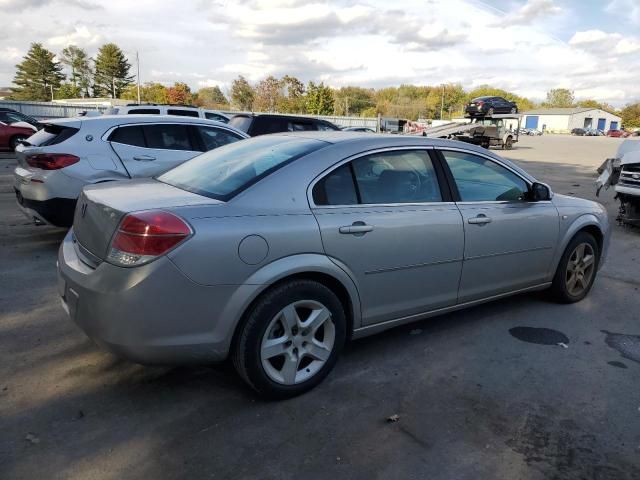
[229,115,252,133]
[167,109,199,117]
[158,136,326,200]
[25,124,79,146]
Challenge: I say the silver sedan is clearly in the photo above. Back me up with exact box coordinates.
[58,133,610,398]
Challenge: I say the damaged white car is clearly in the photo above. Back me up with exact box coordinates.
[597,140,640,226]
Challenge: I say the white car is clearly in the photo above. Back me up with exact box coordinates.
[13,115,247,227]
[108,105,231,123]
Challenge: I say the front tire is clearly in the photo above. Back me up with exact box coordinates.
[232,280,346,399]
[550,232,599,303]
[487,107,494,116]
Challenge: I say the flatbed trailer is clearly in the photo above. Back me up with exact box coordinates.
[423,113,522,150]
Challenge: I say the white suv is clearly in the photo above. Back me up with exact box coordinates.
[109,105,231,123]
[13,115,247,226]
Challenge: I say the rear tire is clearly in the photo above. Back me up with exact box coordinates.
[503,136,513,150]
[510,107,517,114]
[550,232,599,303]
[232,280,346,399]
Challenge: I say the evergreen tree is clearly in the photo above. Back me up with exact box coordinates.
[93,43,133,98]
[59,45,92,98]
[306,82,334,115]
[11,43,65,101]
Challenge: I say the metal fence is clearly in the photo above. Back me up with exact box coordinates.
[1,100,379,128]
[0,100,108,119]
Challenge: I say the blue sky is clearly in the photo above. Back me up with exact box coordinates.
[0,0,638,105]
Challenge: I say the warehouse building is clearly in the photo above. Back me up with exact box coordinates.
[520,107,622,133]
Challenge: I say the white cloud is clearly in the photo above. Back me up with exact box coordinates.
[46,25,102,47]
[569,30,640,56]
[606,0,640,25]
[497,0,561,26]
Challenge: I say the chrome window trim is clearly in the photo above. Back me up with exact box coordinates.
[308,145,447,209]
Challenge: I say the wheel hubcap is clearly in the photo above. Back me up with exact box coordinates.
[565,243,595,296]
[260,300,335,385]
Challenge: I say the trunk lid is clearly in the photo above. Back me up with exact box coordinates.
[73,179,222,260]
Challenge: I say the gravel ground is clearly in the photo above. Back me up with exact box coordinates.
[1,135,639,480]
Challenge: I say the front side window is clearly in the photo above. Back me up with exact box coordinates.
[313,150,442,206]
[204,112,229,123]
[317,122,339,131]
[288,121,314,131]
[441,150,528,202]
[159,136,326,200]
[196,126,242,151]
[143,124,194,151]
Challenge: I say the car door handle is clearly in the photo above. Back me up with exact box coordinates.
[133,155,156,161]
[468,215,492,225]
[339,222,374,235]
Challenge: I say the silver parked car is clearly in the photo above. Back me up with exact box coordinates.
[58,133,610,398]
[14,115,247,226]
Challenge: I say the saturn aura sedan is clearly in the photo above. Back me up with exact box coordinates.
[58,133,610,398]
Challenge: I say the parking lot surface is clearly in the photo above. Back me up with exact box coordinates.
[1,135,639,480]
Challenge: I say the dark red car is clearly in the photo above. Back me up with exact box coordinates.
[606,129,630,138]
[0,108,40,150]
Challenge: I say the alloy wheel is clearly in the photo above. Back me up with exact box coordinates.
[565,243,595,296]
[260,300,336,385]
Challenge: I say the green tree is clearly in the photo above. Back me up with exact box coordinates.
[167,82,193,105]
[253,75,282,112]
[333,86,375,116]
[94,43,133,98]
[55,82,81,99]
[195,86,228,107]
[277,75,305,113]
[59,45,92,97]
[544,88,575,108]
[11,43,65,101]
[576,99,618,115]
[230,75,255,110]
[120,82,169,104]
[306,81,334,115]
[621,103,640,129]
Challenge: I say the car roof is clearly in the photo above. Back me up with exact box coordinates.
[46,114,232,127]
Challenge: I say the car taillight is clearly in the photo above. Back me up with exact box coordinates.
[26,153,80,170]
[107,210,192,267]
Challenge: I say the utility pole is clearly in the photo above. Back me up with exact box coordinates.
[440,84,445,120]
[112,77,116,99]
[136,51,141,104]
[49,84,54,101]
[345,97,349,116]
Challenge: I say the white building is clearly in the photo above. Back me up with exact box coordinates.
[520,107,622,133]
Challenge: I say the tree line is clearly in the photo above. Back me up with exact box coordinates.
[8,42,640,127]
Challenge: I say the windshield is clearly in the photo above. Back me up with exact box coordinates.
[0,111,38,126]
[158,136,327,200]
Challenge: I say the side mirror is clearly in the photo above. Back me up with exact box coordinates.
[530,182,552,201]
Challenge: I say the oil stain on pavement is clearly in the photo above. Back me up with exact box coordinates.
[602,330,640,364]
[509,327,569,346]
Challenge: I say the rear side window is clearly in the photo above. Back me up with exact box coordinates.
[313,163,358,205]
[109,125,146,147]
[127,108,160,114]
[159,136,326,200]
[25,124,78,147]
[195,126,242,151]
[143,124,194,151]
[167,109,199,117]
[204,112,229,123]
[229,116,252,133]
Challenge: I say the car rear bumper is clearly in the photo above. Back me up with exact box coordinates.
[15,188,76,226]
[57,230,256,364]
